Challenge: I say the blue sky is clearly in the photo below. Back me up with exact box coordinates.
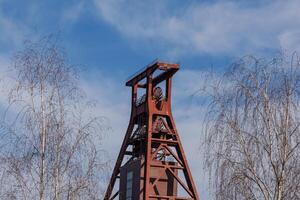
[1,0,300,198]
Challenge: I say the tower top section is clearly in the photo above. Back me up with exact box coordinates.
[104,60,199,200]
[126,60,179,87]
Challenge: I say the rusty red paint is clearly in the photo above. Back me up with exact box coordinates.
[104,61,199,200]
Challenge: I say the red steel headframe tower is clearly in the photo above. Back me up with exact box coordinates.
[104,61,199,200]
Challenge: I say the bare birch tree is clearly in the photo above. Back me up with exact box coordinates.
[0,36,109,200]
[204,54,300,200]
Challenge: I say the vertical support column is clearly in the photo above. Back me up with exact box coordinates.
[132,84,137,106]
[132,84,137,116]
[144,74,153,199]
[166,77,172,112]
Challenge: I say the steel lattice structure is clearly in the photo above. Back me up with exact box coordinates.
[104,61,199,200]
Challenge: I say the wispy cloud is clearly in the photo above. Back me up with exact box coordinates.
[93,0,300,57]
[278,30,300,54]
[61,1,86,24]
[0,13,24,50]
[0,1,39,52]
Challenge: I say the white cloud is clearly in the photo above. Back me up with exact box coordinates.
[79,70,130,154]
[62,1,86,23]
[0,1,36,52]
[279,30,300,54]
[0,15,24,49]
[93,0,300,57]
